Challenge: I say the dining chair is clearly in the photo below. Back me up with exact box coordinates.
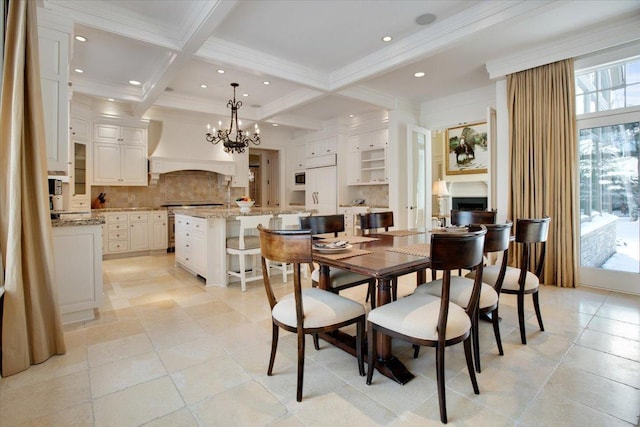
[486,217,550,345]
[258,225,366,402]
[415,222,512,372]
[366,225,486,424]
[226,214,273,291]
[358,211,397,302]
[267,212,311,283]
[358,211,394,235]
[300,214,377,307]
[450,209,497,226]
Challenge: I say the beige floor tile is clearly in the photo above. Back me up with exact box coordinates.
[265,413,307,427]
[596,298,640,325]
[171,357,252,405]
[209,321,272,351]
[144,318,209,350]
[196,310,253,335]
[190,381,287,426]
[84,318,146,346]
[564,344,640,388]
[587,314,640,341]
[87,332,154,367]
[182,299,234,320]
[0,371,91,426]
[227,340,296,379]
[142,408,198,427]
[543,365,640,424]
[93,376,184,427]
[519,388,631,427]
[18,402,94,427]
[577,328,640,362]
[157,336,226,373]
[90,351,167,398]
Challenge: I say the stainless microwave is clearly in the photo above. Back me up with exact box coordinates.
[294,172,305,185]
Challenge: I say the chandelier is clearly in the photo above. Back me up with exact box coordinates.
[205,83,261,154]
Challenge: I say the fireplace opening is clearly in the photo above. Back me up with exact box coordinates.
[452,197,488,211]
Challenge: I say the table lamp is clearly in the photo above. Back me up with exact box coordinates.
[432,179,449,217]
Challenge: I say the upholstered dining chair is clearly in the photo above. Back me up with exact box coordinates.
[358,211,397,302]
[258,225,366,402]
[299,214,377,307]
[450,209,497,226]
[226,214,273,291]
[366,225,486,424]
[483,217,550,345]
[415,222,513,372]
[267,212,311,283]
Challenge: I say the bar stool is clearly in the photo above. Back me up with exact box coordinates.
[226,214,273,291]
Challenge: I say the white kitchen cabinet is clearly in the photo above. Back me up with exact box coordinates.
[347,128,389,186]
[293,144,306,170]
[70,116,90,140]
[102,210,167,257]
[305,136,338,158]
[230,151,249,188]
[70,115,90,210]
[92,124,148,186]
[305,166,337,215]
[347,151,362,185]
[175,214,207,276]
[339,206,370,236]
[52,224,103,324]
[38,26,70,173]
[151,211,168,250]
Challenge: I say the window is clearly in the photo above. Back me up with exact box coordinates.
[576,57,640,114]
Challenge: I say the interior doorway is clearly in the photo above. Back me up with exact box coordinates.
[249,148,280,207]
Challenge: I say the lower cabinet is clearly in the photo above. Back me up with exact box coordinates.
[102,210,167,258]
[52,224,103,324]
[175,214,207,276]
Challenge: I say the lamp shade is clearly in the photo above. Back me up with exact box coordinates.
[432,179,449,197]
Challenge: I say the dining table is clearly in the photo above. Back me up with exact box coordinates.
[313,230,432,385]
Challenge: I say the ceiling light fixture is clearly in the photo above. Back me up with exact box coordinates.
[414,72,426,78]
[272,123,278,127]
[382,35,392,42]
[415,13,437,26]
[263,81,270,85]
[74,68,84,73]
[108,98,115,102]
[200,84,207,88]
[205,83,261,154]
[242,93,249,97]
[217,69,225,74]
[129,80,141,86]
[75,35,87,42]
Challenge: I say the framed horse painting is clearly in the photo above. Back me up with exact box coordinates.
[445,121,488,175]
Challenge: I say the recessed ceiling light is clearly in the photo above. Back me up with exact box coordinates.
[200,84,207,88]
[263,81,270,85]
[272,123,278,127]
[108,98,115,102]
[217,69,225,74]
[381,35,392,42]
[349,114,354,118]
[415,13,437,26]
[129,80,141,86]
[242,93,249,97]
[74,68,84,73]
[74,35,87,42]
[414,72,426,78]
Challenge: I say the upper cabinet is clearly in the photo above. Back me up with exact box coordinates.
[38,25,70,173]
[347,129,389,185]
[69,116,90,210]
[305,136,338,158]
[92,123,148,186]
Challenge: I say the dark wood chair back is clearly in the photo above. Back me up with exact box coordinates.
[299,214,345,237]
[358,211,394,235]
[258,225,312,310]
[450,209,497,226]
[515,217,551,280]
[430,224,487,272]
[483,222,513,293]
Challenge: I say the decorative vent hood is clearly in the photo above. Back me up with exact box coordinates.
[147,119,237,185]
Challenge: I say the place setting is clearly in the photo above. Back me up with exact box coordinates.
[312,240,373,260]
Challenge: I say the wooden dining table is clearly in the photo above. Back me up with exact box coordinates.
[313,231,431,385]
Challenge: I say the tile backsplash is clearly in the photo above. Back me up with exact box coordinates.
[91,170,244,208]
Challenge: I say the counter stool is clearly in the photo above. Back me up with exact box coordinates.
[227,214,273,291]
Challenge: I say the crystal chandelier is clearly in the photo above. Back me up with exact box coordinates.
[205,83,261,154]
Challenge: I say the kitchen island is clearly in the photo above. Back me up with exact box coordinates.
[173,206,314,287]
[51,214,105,323]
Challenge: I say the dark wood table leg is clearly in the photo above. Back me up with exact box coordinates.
[318,264,330,290]
[374,277,415,385]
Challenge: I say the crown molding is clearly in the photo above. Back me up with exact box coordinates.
[197,37,329,91]
[328,0,553,90]
[486,14,640,78]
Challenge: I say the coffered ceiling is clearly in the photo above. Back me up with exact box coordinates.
[39,0,640,130]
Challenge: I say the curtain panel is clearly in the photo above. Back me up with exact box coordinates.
[507,59,578,288]
[0,0,65,376]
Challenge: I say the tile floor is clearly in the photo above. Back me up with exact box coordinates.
[0,253,639,426]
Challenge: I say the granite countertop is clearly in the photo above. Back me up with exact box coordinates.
[173,206,315,219]
[92,207,167,212]
[51,212,105,227]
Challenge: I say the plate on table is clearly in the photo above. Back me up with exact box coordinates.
[313,244,353,253]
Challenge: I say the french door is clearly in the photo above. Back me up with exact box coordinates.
[578,110,640,294]
[406,125,432,231]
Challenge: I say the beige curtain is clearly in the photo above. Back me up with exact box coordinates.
[507,59,578,288]
[0,0,65,376]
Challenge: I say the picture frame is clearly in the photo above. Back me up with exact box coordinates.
[445,121,488,175]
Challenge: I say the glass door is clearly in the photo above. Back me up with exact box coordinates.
[578,111,640,293]
[406,125,432,231]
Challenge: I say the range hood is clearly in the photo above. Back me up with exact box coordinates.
[147,119,237,185]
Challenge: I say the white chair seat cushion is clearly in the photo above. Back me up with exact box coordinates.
[367,294,470,341]
[226,235,260,250]
[272,288,365,329]
[467,265,539,292]
[413,276,498,310]
[311,268,370,288]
